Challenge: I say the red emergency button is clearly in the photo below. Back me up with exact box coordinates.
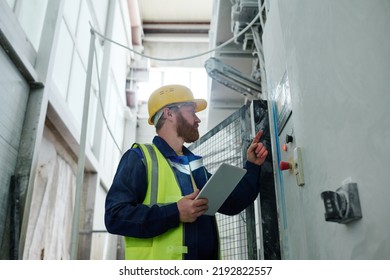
[279,161,291,171]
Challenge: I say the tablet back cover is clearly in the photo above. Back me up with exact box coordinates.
[196,163,247,215]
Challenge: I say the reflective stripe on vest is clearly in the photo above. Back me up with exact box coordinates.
[125,143,186,260]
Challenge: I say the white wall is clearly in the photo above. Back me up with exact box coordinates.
[264,0,390,259]
[14,0,48,50]
[48,0,132,185]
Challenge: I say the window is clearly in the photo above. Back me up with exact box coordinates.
[137,68,208,102]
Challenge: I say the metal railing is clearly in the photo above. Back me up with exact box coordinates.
[189,100,281,260]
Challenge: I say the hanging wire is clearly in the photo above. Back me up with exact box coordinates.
[92,13,260,62]
[93,41,123,154]
[88,12,261,154]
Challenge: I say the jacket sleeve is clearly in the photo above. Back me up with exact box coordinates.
[104,149,180,238]
[217,161,261,215]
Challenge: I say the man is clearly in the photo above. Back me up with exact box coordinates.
[105,84,268,260]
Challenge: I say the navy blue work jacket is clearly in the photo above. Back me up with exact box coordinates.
[105,136,261,259]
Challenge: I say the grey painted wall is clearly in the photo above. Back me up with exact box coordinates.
[264,0,390,259]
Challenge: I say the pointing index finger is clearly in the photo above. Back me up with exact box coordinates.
[252,130,263,144]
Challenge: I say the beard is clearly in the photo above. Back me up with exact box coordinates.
[176,111,199,143]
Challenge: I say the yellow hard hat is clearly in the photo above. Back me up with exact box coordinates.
[147,84,207,125]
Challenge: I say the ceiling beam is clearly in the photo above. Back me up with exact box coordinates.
[143,23,210,34]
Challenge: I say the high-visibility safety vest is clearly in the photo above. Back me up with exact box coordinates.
[125,143,187,260]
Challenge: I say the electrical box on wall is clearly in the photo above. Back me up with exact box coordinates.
[321,183,362,224]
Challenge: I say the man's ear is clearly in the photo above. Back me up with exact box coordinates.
[163,107,174,119]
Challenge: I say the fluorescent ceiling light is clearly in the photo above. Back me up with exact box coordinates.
[204,57,261,97]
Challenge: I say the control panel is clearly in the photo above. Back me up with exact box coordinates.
[274,71,305,187]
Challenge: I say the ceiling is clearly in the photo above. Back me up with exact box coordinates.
[138,0,213,23]
[136,0,213,43]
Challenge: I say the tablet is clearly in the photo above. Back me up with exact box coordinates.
[195,163,247,216]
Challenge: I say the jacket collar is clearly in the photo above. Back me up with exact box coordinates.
[152,136,201,162]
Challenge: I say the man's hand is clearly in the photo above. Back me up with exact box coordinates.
[247,130,268,166]
[177,189,208,223]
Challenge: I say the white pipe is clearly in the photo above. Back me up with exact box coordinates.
[69,27,96,260]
